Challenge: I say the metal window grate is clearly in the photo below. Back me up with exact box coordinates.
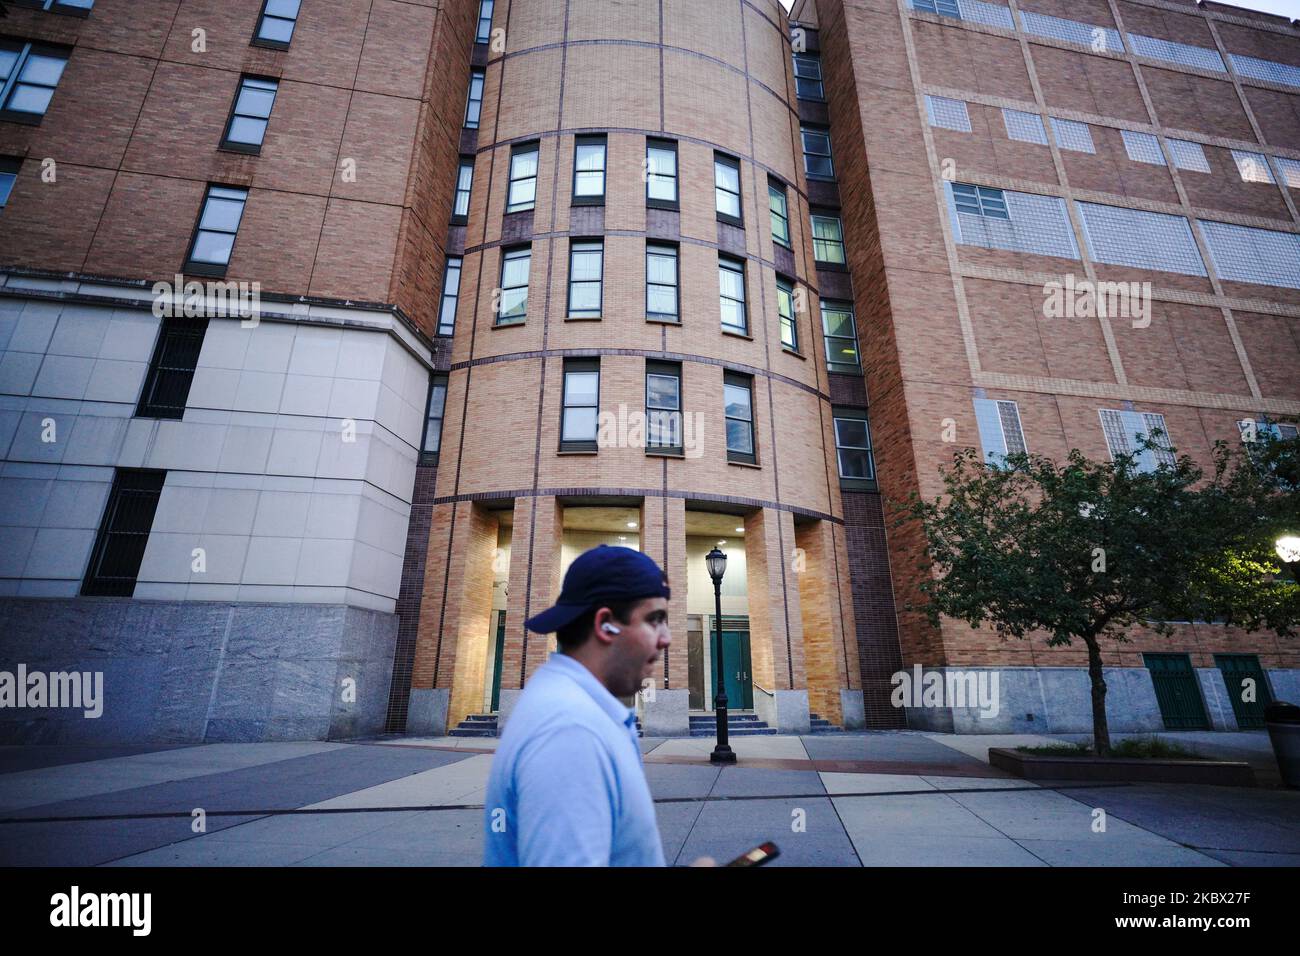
[1121,130,1166,166]
[1199,219,1300,290]
[1167,138,1210,173]
[1050,117,1095,154]
[1019,10,1123,53]
[926,95,971,132]
[1077,201,1206,277]
[81,470,166,597]
[1003,108,1048,145]
[136,318,208,419]
[1126,33,1224,73]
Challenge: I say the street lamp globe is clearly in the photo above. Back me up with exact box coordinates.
[1277,535,1300,565]
[706,547,727,583]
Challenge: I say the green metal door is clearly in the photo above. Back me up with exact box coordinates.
[1144,653,1209,730]
[490,611,506,712]
[1215,654,1273,729]
[710,619,753,710]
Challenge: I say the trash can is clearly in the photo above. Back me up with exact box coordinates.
[1265,701,1300,789]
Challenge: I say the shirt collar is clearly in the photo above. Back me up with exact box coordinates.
[547,652,637,732]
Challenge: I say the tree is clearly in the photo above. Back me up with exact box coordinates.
[898,432,1300,756]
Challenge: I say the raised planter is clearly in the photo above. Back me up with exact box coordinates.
[988,748,1257,787]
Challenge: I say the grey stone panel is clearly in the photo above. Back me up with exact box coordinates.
[406,688,450,737]
[839,689,865,729]
[1197,667,1239,731]
[639,688,688,736]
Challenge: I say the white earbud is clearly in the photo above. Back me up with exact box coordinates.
[600,623,621,635]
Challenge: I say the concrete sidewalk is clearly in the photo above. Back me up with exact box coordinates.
[0,732,1295,867]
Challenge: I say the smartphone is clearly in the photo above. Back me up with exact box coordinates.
[725,841,780,867]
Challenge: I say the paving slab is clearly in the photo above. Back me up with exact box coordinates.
[675,796,860,867]
[645,736,809,761]
[1,813,265,867]
[303,753,493,810]
[1014,839,1223,867]
[819,772,936,795]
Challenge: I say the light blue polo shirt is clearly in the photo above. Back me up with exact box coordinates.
[483,652,665,867]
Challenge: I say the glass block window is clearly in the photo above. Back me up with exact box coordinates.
[793,53,825,100]
[422,375,448,458]
[1231,150,1274,184]
[821,300,861,373]
[802,127,835,179]
[812,214,846,264]
[974,398,1027,467]
[926,95,971,132]
[1019,11,1123,53]
[1199,220,1300,290]
[1275,157,1300,190]
[453,158,474,220]
[1050,118,1095,154]
[185,185,249,274]
[0,41,69,120]
[573,135,607,202]
[910,0,960,17]
[834,410,875,482]
[719,256,748,333]
[438,256,462,336]
[1121,130,1165,166]
[777,277,798,351]
[1077,202,1206,277]
[950,184,1079,260]
[646,243,679,321]
[497,246,531,324]
[1229,53,1300,90]
[561,359,600,452]
[646,139,678,206]
[646,362,683,453]
[715,154,742,221]
[1100,409,1176,473]
[724,372,756,464]
[1127,34,1225,72]
[769,181,791,248]
[960,0,1015,30]
[81,470,166,598]
[221,76,278,151]
[1167,138,1210,174]
[1003,108,1048,145]
[567,240,603,318]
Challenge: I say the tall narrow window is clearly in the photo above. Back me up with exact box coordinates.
[507,143,538,212]
[769,180,791,248]
[646,361,683,454]
[833,409,875,485]
[974,398,1027,468]
[777,277,798,351]
[715,154,742,224]
[812,213,846,264]
[573,135,607,203]
[475,0,495,44]
[567,240,603,319]
[0,42,69,122]
[497,246,530,325]
[221,76,278,152]
[646,139,678,207]
[801,127,834,180]
[453,158,474,222]
[464,68,485,129]
[81,469,167,597]
[0,157,19,209]
[561,359,600,452]
[438,256,462,336]
[821,301,860,373]
[724,372,756,465]
[12,0,95,15]
[793,52,825,100]
[185,185,249,276]
[137,318,208,419]
[422,374,448,462]
[646,243,679,322]
[719,256,747,334]
[253,0,301,49]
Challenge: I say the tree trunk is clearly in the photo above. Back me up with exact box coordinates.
[1083,635,1111,756]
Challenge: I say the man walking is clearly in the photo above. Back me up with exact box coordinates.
[483,545,671,867]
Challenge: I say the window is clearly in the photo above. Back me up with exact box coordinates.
[464,68,485,129]
[801,127,834,179]
[926,95,971,133]
[567,240,603,318]
[475,0,495,44]
[777,277,798,352]
[221,76,278,152]
[724,373,756,465]
[450,159,474,223]
[950,182,1008,219]
[974,398,1027,467]
[950,184,1080,260]
[646,139,678,207]
[185,185,249,276]
[811,213,846,264]
[1231,150,1274,184]
[1077,202,1205,277]
[833,409,875,484]
[1121,130,1165,166]
[81,469,166,598]
[646,361,682,454]
[1100,409,1175,473]
[821,300,860,373]
[0,157,19,208]
[11,0,94,15]
[1050,118,1095,154]
[1274,156,1300,190]
[1167,138,1210,174]
[1002,108,1048,146]
[573,135,606,203]
[911,0,960,17]
[137,318,208,419]
[422,374,448,460]
[0,41,69,122]
[497,246,531,324]
[507,143,538,213]
[646,243,679,322]
[1126,33,1225,73]
[561,359,600,452]
[438,256,462,336]
[769,180,790,248]
[793,53,824,100]
[718,256,747,333]
[253,0,301,49]
[1238,419,1299,444]
[1199,219,1300,290]
[1229,53,1300,91]
[715,154,742,223]
[1019,11,1123,53]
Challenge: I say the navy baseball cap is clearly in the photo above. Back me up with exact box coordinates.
[525,545,671,634]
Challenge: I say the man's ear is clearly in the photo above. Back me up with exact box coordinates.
[593,606,618,644]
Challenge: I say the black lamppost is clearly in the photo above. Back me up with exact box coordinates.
[1277,535,1300,585]
[706,546,736,764]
